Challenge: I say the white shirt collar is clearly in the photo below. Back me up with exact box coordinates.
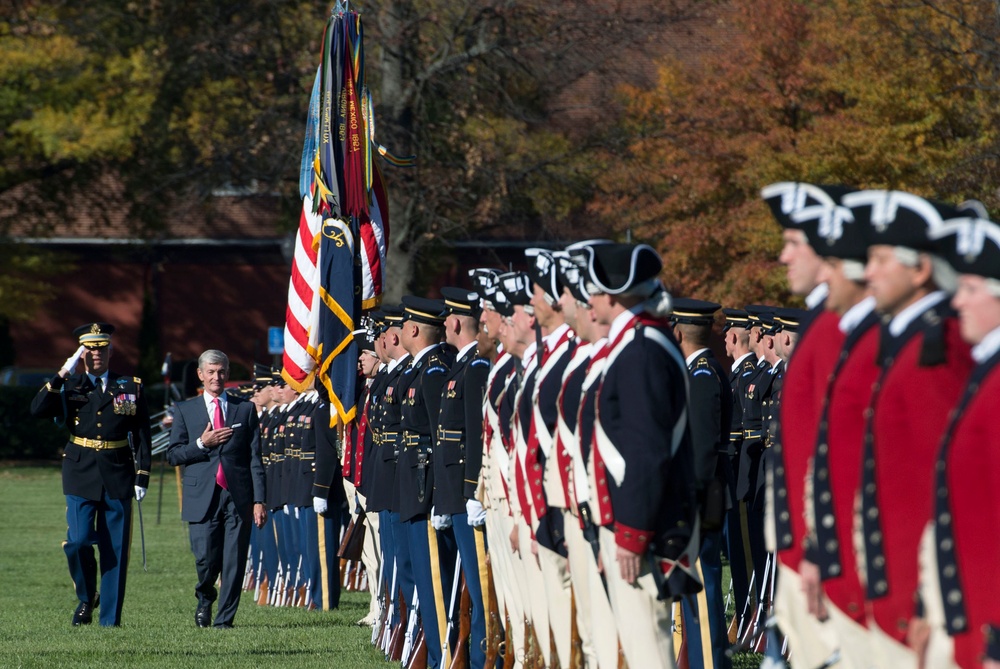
[608,304,645,345]
[203,391,227,412]
[522,341,538,365]
[590,337,608,356]
[88,371,109,388]
[838,296,877,334]
[805,283,829,310]
[387,352,410,374]
[972,325,1000,363]
[731,351,753,373]
[544,323,571,347]
[685,347,710,368]
[411,343,439,366]
[456,340,478,360]
[888,291,948,337]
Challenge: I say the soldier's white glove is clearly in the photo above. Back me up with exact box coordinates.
[134,486,147,502]
[62,346,86,375]
[431,507,452,530]
[313,496,328,515]
[466,499,487,527]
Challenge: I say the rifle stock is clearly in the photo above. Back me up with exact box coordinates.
[448,577,472,669]
[484,554,504,667]
[569,587,582,669]
[500,616,515,669]
[407,627,427,669]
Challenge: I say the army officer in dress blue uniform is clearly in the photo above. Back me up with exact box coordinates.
[30,322,152,627]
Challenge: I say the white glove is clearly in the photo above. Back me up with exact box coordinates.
[62,346,86,375]
[134,486,147,502]
[466,499,487,527]
[283,504,291,516]
[313,496,328,515]
[430,507,452,530]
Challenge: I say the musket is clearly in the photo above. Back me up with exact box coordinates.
[127,432,147,572]
[156,352,171,525]
[401,586,420,666]
[484,557,504,668]
[381,562,399,652]
[443,553,463,667]
[371,556,386,645]
[449,577,471,669]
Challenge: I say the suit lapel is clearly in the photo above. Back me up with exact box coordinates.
[225,396,240,426]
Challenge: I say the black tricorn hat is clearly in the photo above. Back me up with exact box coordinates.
[842,189,967,253]
[931,216,1000,280]
[582,243,663,295]
[495,271,533,308]
[761,182,857,232]
[524,248,560,302]
[670,298,720,326]
[73,322,115,348]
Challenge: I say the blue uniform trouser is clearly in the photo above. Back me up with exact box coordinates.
[451,512,488,669]
[378,510,398,625]
[391,512,415,619]
[298,506,320,607]
[271,510,289,596]
[681,528,731,669]
[252,515,279,595]
[282,508,302,593]
[65,493,132,627]
[407,515,457,669]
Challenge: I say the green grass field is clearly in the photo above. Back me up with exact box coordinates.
[0,464,391,669]
[0,464,763,669]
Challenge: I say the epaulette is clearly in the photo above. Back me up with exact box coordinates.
[470,358,490,368]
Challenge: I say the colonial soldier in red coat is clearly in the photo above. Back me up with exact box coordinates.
[913,216,1000,669]
[841,190,974,668]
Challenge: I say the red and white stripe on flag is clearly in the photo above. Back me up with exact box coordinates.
[358,164,390,310]
[282,193,323,391]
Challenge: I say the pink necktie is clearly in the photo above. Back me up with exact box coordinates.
[212,398,228,489]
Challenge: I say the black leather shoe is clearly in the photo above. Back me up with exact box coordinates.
[195,605,212,628]
[73,601,94,626]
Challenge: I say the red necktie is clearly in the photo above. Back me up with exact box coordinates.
[212,398,228,489]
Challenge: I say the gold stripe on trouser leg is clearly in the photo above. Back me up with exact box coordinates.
[773,565,839,669]
[519,516,551,667]
[918,523,959,669]
[673,602,684,661]
[428,520,450,667]
[692,558,713,669]
[474,525,491,644]
[317,513,330,610]
[738,501,756,607]
[599,527,675,668]
[563,511,596,667]
[538,541,572,667]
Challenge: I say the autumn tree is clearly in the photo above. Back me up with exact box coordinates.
[591,0,1000,307]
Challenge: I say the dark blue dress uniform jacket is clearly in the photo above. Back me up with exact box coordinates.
[31,371,152,501]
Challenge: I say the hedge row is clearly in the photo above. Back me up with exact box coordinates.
[0,387,72,460]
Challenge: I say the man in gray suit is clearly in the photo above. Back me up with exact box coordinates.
[167,349,267,628]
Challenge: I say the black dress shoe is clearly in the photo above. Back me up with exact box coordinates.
[195,605,212,628]
[73,601,94,626]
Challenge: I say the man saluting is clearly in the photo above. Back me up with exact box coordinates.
[30,322,152,627]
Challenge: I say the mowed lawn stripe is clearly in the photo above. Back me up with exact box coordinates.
[0,465,390,669]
